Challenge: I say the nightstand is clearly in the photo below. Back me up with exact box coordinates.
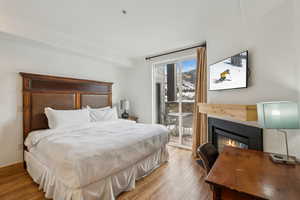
[127,116,138,122]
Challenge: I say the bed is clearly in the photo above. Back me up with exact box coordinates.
[21,73,169,200]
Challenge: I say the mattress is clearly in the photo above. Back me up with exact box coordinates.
[25,120,170,190]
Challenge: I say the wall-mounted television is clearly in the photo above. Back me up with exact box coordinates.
[209,51,248,91]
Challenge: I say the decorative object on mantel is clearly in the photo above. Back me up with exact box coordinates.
[120,99,130,119]
[198,103,257,121]
[257,101,299,165]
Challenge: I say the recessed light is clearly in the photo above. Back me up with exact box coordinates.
[122,10,127,15]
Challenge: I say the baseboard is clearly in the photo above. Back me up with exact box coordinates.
[0,162,23,169]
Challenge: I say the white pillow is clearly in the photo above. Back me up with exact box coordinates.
[45,107,91,129]
[88,106,118,122]
[86,106,110,111]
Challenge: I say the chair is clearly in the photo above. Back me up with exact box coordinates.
[163,113,179,136]
[182,114,193,136]
[197,143,219,174]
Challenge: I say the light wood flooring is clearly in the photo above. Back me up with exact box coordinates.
[0,146,211,200]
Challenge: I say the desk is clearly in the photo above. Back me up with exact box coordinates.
[205,146,300,200]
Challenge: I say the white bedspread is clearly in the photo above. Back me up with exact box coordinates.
[25,120,169,189]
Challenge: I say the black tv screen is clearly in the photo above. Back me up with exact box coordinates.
[209,51,248,91]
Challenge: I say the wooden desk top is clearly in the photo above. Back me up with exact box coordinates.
[205,146,300,200]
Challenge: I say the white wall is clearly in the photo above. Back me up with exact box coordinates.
[124,49,197,123]
[124,59,153,123]
[0,32,127,167]
[295,0,300,102]
[2,0,300,167]
[207,1,298,104]
[125,0,300,159]
[206,0,300,159]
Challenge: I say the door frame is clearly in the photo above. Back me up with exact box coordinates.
[151,54,196,149]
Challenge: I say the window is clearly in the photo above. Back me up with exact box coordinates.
[153,57,197,148]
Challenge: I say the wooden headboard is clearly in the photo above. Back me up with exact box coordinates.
[20,72,113,140]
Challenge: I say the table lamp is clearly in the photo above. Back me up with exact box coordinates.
[120,100,130,119]
[257,101,299,165]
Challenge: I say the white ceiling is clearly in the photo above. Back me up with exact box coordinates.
[0,0,287,66]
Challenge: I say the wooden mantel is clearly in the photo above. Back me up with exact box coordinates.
[198,103,258,121]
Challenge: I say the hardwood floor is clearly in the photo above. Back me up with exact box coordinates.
[0,163,45,200]
[118,147,211,200]
[0,147,211,200]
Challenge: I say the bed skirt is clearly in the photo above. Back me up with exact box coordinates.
[25,145,169,200]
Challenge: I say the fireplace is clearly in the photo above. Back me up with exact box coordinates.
[208,117,263,152]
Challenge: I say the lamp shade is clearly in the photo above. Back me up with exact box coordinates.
[257,101,299,129]
[124,100,130,110]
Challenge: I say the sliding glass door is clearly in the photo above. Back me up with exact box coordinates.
[153,57,197,149]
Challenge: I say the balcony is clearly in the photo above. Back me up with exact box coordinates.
[154,58,196,149]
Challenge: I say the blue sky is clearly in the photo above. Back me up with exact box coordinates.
[182,59,196,72]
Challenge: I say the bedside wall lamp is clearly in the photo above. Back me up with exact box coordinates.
[120,99,130,119]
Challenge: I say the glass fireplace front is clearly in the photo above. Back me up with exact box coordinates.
[215,128,249,152]
[217,134,248,152]
[208,117,263,152]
